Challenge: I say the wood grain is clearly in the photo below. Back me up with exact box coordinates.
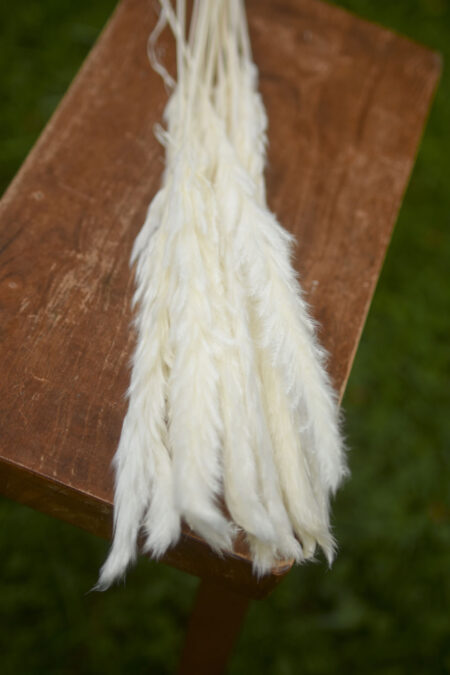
[0,0,440,598]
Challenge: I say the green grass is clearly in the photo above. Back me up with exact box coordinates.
[1,1,449,673]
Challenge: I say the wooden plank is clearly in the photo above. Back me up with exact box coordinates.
[0,0,441,597]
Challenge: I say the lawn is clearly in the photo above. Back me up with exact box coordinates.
[1,1,449,673]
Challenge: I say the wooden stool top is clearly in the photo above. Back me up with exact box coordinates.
[0,0,440,598]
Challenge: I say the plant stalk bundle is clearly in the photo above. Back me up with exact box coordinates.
[98,0,347,590]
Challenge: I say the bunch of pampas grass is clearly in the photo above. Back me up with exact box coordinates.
[97,0,347,590]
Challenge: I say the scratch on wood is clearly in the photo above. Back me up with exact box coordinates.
[31,374,50,384]
[58,181,95,204]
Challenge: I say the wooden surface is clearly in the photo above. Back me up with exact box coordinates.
[178,579,249,675]
[0,0,440,597]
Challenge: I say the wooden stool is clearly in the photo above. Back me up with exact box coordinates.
[0,1,440,673]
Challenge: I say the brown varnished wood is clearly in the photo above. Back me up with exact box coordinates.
[177,579,250,675]
[0,0,441,598]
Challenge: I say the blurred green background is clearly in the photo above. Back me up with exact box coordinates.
[1,1,449,673]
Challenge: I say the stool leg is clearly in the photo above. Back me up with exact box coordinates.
[177,578,250,675]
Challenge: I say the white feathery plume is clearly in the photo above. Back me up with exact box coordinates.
[207,1,305,572]
[162,0,236,552]
[208,0,346,566]
[98,0,347,589]
[236,0,346,539]
[96,189,179,590]
[215,159,303,571]
[98,1,233,588]
[164,160,235,551]
[200,0,336,569]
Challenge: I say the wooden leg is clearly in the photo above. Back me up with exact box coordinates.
[177,578,250,675]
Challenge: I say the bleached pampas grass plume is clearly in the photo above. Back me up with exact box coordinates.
[97,0,347,590]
